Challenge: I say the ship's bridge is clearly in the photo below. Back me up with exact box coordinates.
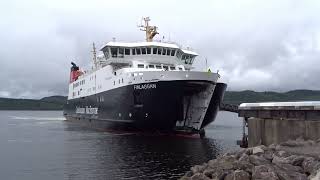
[100,41,198,70]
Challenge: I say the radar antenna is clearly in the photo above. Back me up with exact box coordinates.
[138,17,159,42]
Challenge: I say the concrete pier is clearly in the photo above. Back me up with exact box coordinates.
[238,101,320,147]
[181,102,320,180]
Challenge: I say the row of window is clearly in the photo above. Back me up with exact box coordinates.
[137,64,183,71]
[86,86,96,93]
[72,89,82,97]
[89,75,96,80]
[104,47,196,65]
[97,96,104,102]
[73,78,125,97]
[113,78,124,85]
[73,79,85,89]
[109,47,177,58]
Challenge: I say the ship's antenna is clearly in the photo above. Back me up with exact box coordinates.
[138,17,159,42]
[92,42,97,69]
[205,57,208,70]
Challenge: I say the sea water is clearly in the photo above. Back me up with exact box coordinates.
[0,110,242,180]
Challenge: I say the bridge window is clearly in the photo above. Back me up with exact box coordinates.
[138,64,144,68]
[136,48,141,55]
[156,65,162,69]
[118,48,124,58]
[170,66,175,70]
[153,47,157,54]
[163,65,168,71]
[162,48,166,55]
[171,50,175,56]
[141,48,146,54]
[157,48,162,55]
[132,48,136,55]
[190,57,195,64]
[179,67,183,71]
[149,64,155,68]
[111,48,117,57]
[125,48,130,55]
[176,50,182,59]
[147,47,151,54]
[103,48,110,59]
[182,55,192,64]
[166,49,171,56]
[185,55,192,64]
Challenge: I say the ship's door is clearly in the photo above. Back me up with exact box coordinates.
[133,90,144,121]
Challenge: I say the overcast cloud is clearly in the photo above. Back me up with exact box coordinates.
[1,0,320,98]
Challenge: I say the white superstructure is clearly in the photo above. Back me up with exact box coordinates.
[68,17,219,101]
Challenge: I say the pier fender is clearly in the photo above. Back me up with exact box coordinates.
[201,83,227,129]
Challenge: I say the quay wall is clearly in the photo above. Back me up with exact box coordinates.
[248,118,320,147]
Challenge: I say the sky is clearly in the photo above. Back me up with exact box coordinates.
[1,0,320,99]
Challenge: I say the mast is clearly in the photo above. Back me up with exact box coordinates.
[92,42,97,69]
[139,17,159,42]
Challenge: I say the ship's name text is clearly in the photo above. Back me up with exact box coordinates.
[134,83,156,90]
[76,106,98,114]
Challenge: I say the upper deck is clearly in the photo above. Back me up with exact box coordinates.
[99,41,198,69]
[86,17,201,71]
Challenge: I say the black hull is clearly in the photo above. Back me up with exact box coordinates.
[63,81,227,134]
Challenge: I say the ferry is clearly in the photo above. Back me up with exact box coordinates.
[63,17,227,137]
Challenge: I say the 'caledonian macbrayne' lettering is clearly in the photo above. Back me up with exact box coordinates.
[76,106,98,114]
[134,83,156,90]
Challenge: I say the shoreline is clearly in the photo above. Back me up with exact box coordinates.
[180,138,320,180]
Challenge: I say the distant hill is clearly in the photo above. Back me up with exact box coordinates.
[223,90,320,105]
[40,96,67,104]
[0,90,320,110]
[0,96,67,110]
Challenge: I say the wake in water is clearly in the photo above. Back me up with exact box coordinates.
[9,116,66,121]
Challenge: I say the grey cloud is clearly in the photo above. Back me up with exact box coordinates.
[1,0,320,98]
